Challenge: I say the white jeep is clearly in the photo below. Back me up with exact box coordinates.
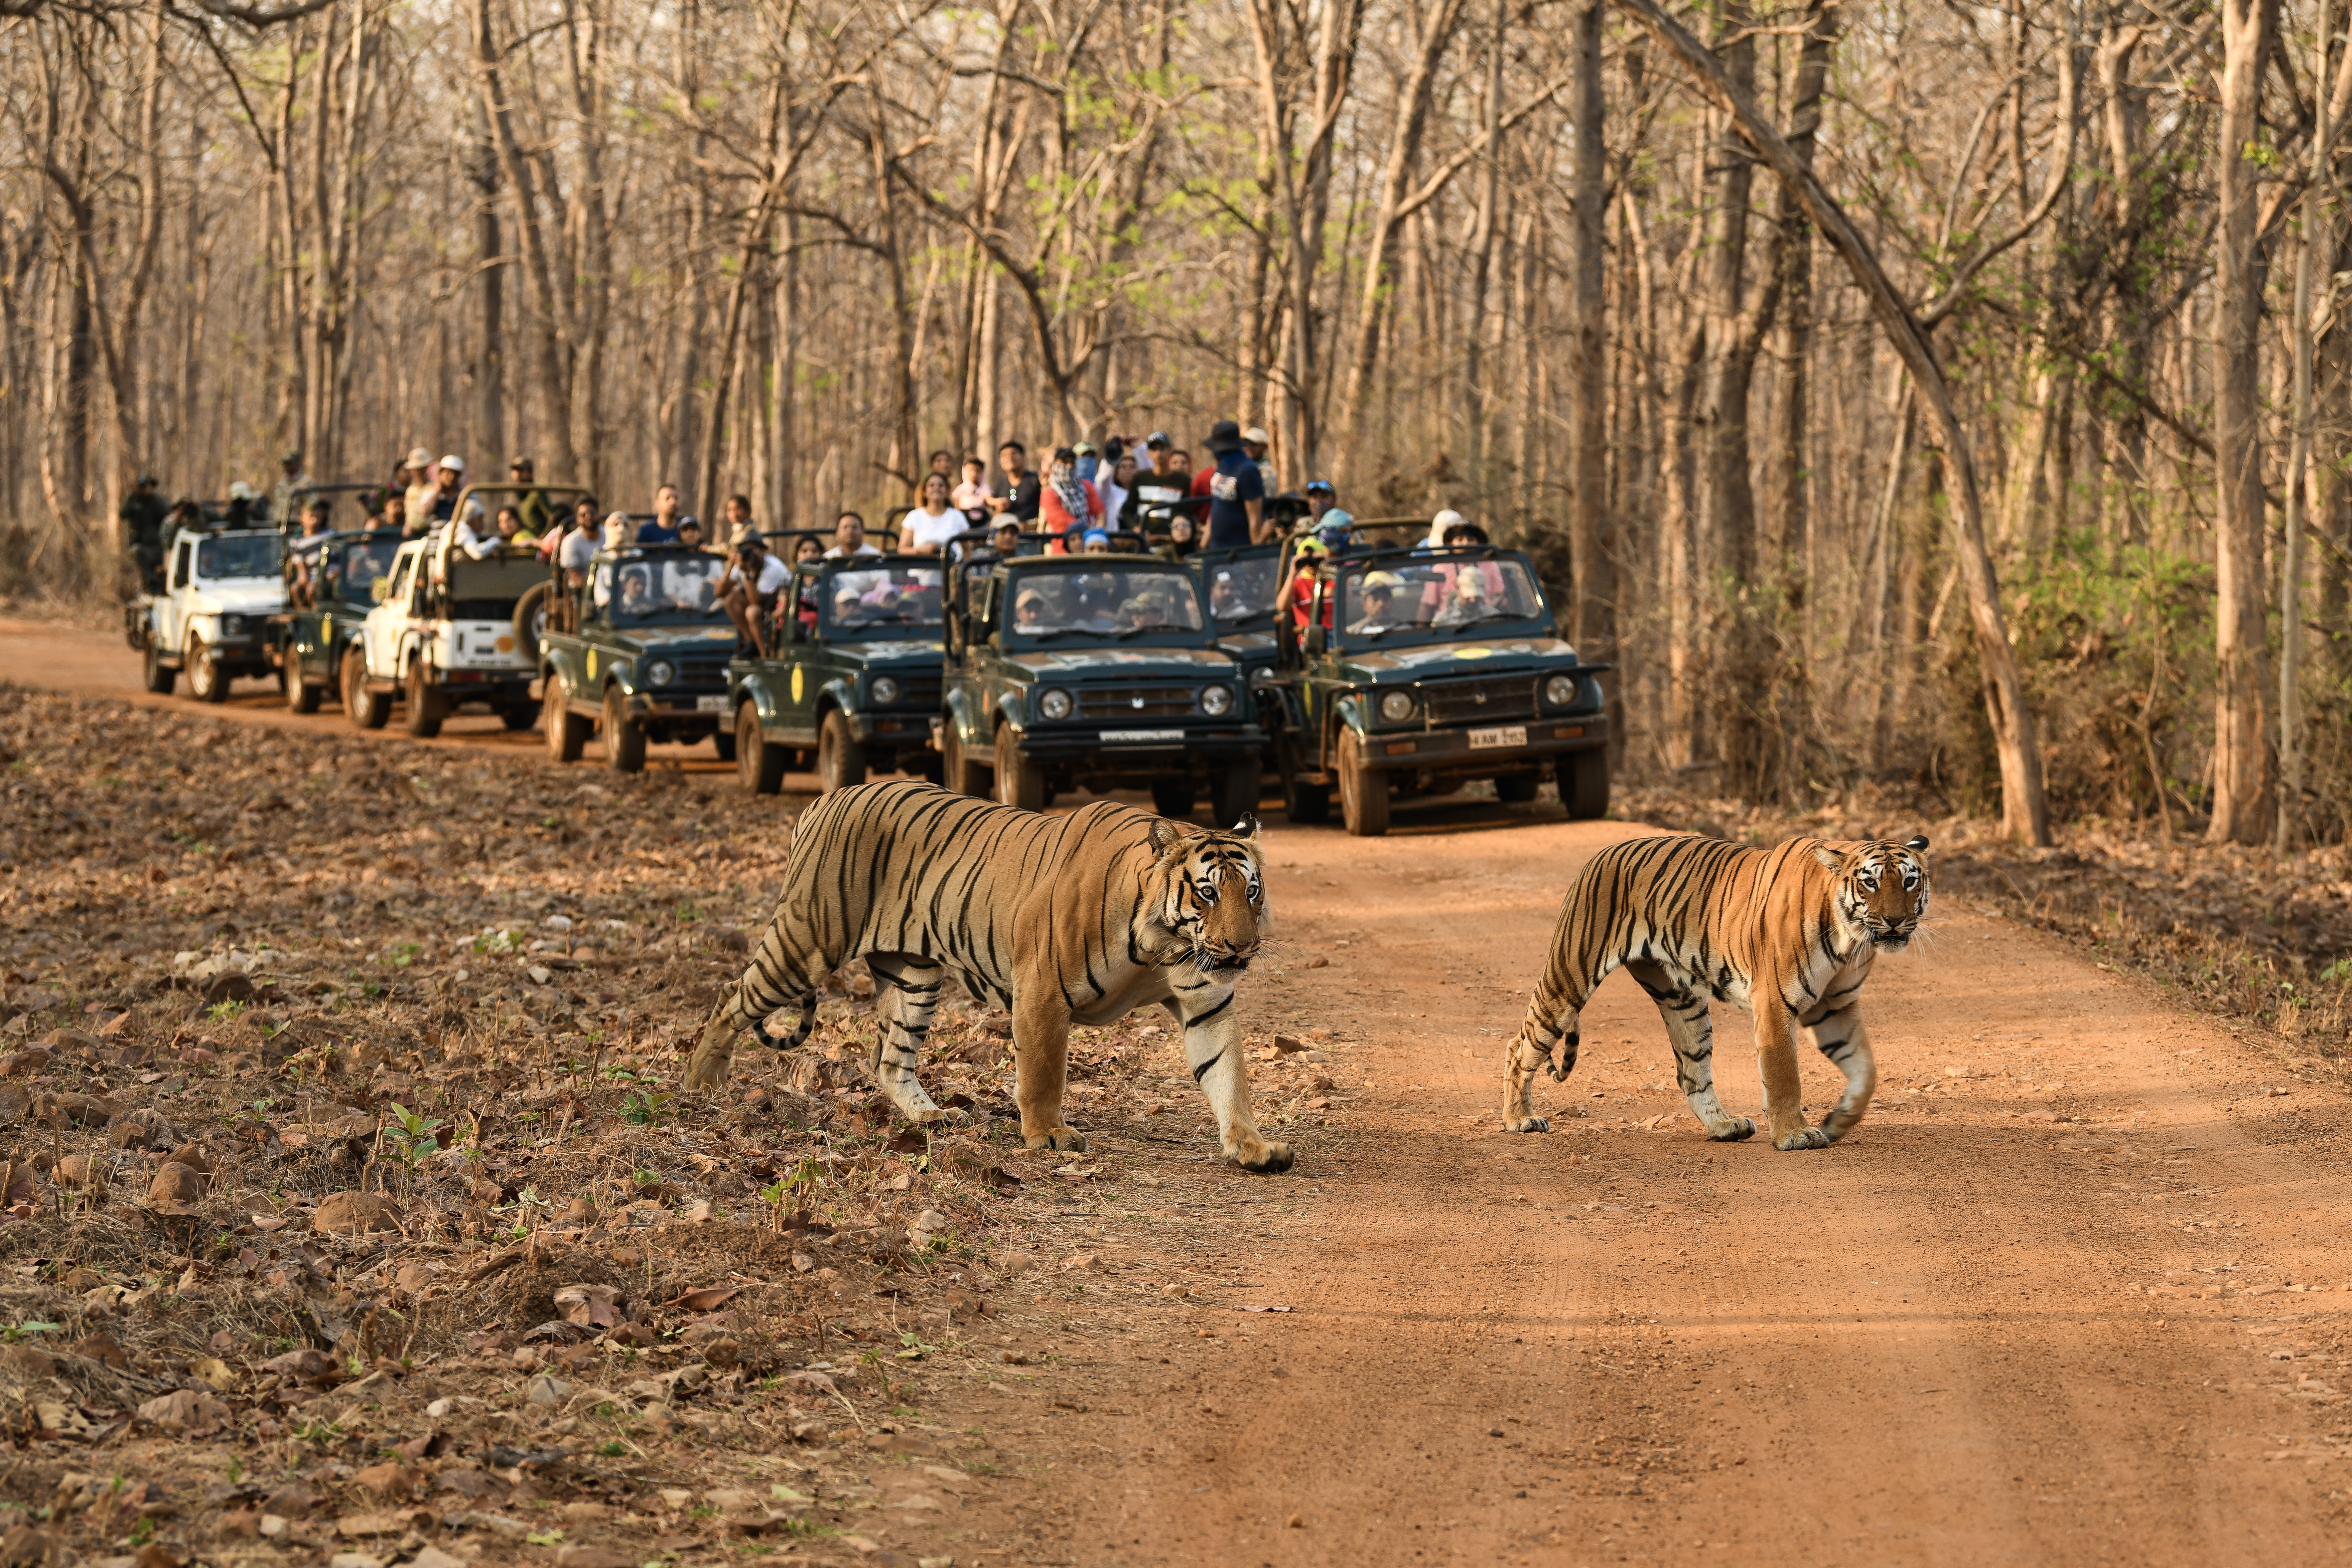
[345,528,541,736]
[129,526,287,702]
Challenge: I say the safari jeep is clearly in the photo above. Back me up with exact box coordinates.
[347,524,541,737]
[729,552,947,795]
[539,544,739,772]
[939,551,1264,824]
[128,525,286,702]
[1264,541,1610,836]
[270,528,402,713]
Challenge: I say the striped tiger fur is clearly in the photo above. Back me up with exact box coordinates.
[683,780,1293,1173]
[1504,833,1930,1149]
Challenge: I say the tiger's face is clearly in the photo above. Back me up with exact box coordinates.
[1817,835,1931,953]
[1146,814,1268,977]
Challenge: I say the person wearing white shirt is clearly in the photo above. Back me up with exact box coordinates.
[823,512,883,558]
[722,532,791,655]
[901,475,967,556]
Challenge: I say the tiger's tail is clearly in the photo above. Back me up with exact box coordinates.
[1503,857,1628,1133]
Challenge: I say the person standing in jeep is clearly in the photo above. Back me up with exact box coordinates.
[1202,419,1266,547]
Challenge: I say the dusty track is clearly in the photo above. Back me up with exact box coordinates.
[10,611,2352,1565]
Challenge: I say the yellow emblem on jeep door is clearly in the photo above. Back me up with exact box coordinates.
[791,665,804,703]
[586,650,597,681]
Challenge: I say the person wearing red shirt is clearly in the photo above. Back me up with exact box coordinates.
[1038,446,1104,551]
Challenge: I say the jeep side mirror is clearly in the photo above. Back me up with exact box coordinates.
[1305,625,1326,656]
[371,578,390,603]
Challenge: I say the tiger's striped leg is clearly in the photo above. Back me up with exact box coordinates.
[1624,960,1755,1142]
[1802,1001,1876,1143]
[1168,974,1292,1174]
[1010,987,1086,1153]
[682,934,821,1094]
[1755,987,1829,1151]
[863,956,962,1127]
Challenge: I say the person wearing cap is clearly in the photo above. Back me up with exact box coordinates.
[1079,527,1113,554]
[510,457,554,538]
[1072,440,1100,484]
[272,448,310,530]
[1420,507,1464,552]
[120,474,169,591]
[1241,426,1277,494]
[1348,569,1408,636]
[1135,432,1188,519]
[422,454,476,527]
[1201,419,1267,548]
[225,479,261,528]
[402,447,437,532]
[1305,478,1338,524]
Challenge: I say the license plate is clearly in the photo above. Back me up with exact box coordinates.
[1468,725,1526,750]
[1100,728,1186,743]
[696,695,729,713]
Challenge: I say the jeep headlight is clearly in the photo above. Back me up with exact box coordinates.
[1200,684,1234,717]
[870,676,901,706]
[1544,674,1579,708]
[645,659,676,687]
[222,614,246,637]
[1379,689,1417,724]
[1037,687,1074,721]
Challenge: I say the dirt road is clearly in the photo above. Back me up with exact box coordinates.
[10,613,2352,1565]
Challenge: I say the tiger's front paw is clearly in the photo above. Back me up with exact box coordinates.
[1772,1124,1830,1151]
[1024,1126,1088,1153]
[1232,1137,1294,1174]
[908,1105,971,1129]
[1709,1117,1757,1142]
[1505,1116,1551,1134]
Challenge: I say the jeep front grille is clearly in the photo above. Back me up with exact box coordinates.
[673,656,730,689]
[1423,675,1536,726]
[1078,684,1197,719]
[889,677,942,711]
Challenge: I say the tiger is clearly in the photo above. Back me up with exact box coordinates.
[682,779,1293,1174]
[1503,833,1930,1150]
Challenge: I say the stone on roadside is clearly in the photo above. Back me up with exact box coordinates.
[314,1191,404,1236]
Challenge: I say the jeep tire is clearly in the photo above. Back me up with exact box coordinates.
[286,659,321,713]
[343,646,391,730]
[1150,779,1196,820]
[817,709,866,795]
[1559,748,1609,821]
[602,684,647,773]
[711,728,737,762]
[404,661,445,738]
[994,723,1045,812]
[544,676,589,762]
[942,722,987,797]
[142,638,175,696]
[738,701,786,795]
[1210,759,1260,829]
[1337,731,1390,837]
[186,633,228,704]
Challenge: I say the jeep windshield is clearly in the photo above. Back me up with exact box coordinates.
[1205,552,1279,629]
[817,562,945,638]
[596,555,731,625]
[1002,563,1207,646]
[1336,556,1549,648]
[196,535,283,580]
[327,539,399,601]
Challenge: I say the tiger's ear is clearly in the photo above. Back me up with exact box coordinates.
[1225,812,1261,841]
[1904,834,1929,852]
[1810,844,1843,872]
[1147,817,1186,855]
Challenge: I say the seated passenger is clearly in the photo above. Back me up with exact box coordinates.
[1081,528,1113,555]
[1433,565,1495,628]
[1348,572,1406,635]
[1012,589,1048,633]
[617,566,656,616]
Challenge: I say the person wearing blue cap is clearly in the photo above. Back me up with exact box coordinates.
[1081,528,1113,553]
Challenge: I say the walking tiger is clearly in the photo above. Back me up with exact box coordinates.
[1504,833,1930,1149]
[683,780,1292,1173]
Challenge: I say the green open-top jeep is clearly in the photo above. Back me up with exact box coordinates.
[1263,539,1610,835]
[938,550,1263,823]
[538,543,740,772]
[728,549,947,795]
[271,527,403,713]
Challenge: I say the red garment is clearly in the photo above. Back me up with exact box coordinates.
[1040,479,1103,552]
[1190,466,1216,498]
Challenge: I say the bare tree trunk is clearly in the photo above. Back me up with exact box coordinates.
[1614,0,2050,842]
[1567,0,1614,676]
[2208,0,2279,844]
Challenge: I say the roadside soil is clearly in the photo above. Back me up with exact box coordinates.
[0,620,2348,1568]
